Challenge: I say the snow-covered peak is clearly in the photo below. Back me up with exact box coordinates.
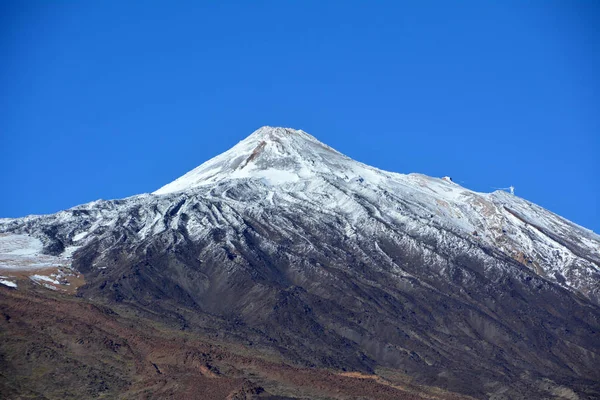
[154,126,353,194]
[246,126,325,143]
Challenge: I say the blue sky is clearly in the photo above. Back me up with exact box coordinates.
[1,1,598,232]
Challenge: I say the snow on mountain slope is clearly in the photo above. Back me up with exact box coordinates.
[1,126,599,303]
[153,126,375,193]
[0,232,82,290]
[149,126,599,302]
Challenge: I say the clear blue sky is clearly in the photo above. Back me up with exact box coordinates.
[1,1,598,232]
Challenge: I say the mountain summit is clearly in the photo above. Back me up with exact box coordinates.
[1,126,599,398]
[154,126,358,194]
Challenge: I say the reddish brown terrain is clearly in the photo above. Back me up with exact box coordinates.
[0,283,470,400]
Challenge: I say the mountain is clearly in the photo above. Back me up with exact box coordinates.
[1,126,599,399]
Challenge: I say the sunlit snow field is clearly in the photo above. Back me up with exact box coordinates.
[0,233,81,290]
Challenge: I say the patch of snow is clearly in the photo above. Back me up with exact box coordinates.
[0,234,43,255]
[0,279,17,288]
[255,169,300,185]
[62,245,81,259]
[0,234,77,271]
[266,191,275,206]
[30,275,60,285]
[73,231,88,241]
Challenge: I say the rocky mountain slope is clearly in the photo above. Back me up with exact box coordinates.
[1,282,470,400]
[1,127,599,399]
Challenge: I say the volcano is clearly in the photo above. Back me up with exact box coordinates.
[1,127,599,399]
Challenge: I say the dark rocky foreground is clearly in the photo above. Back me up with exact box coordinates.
[0,283,469,400]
